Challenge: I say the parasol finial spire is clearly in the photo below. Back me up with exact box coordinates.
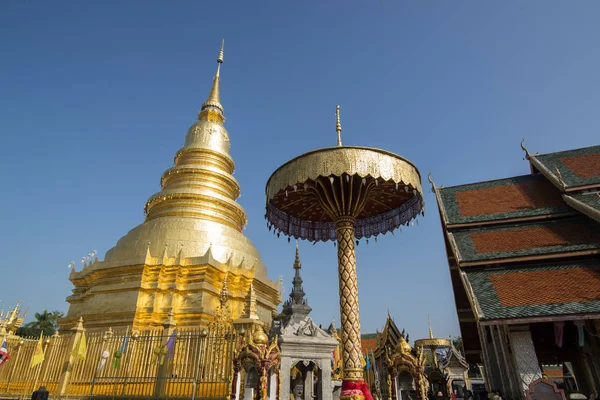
[336,105,342,146]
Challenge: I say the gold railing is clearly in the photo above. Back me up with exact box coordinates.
[0,324,236,399]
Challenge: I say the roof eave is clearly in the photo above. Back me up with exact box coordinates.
[445,211,577,229]
[459,249,600,267]
[479,312,600,326]
[529,155,566,192]
[562,194,600,223]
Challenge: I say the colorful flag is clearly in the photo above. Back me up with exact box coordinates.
[165,331,176,359]
[0,337,9,366]
[363,354,371,371]
[113,332,129,369]
[120,333,129,354]
[72,331,87,361]
[30,333,45,368]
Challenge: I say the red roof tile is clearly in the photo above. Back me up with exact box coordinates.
[455,179,563,217]
[361,338,377,354]
[470,223,600,254]
[560,154,600,179]
[490,267,600,306]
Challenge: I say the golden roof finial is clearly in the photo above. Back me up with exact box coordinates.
[336,105,342,146]
[201,40,225,115]
[428,315,433,339]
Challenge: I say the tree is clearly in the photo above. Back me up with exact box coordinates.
[452,336,464,355]
[16,310,64,337]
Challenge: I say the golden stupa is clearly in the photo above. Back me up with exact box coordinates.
[62,42,281,331]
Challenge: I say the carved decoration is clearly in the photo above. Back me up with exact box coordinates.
[232,324,281,400]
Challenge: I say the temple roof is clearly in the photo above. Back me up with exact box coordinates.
[528,145,600,190]
[450,216,600,264]
[438,174,571,226]
[361,333,378,354]
[432,142,600,363]
[464,261,600,321]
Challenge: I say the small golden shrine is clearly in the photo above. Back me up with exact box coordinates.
[62,42,281,331]
[0,301,26,336]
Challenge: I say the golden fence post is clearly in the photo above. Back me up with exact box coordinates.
[31,337,51,393]
[5,339,24,393]
[57,316,85,396]
[154,312,177,397]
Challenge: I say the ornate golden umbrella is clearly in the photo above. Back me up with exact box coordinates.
[265,106,423,400]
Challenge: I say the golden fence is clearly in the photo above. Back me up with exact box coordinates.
[0,324,236,399]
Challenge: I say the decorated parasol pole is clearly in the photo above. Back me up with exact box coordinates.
[265,105,424,400]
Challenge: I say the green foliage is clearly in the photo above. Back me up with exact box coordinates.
[15,310,64,338]
[452,336,464,355]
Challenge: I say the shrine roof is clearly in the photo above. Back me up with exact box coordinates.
[464,262,600,321]
[361,335,377,354]
[529,145,600,190]
[563,192,600,223]
[451,216,600,264]
[437,174,570,226]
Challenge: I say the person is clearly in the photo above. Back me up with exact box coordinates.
[466,391,474,400]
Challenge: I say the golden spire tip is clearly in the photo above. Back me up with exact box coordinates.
[217,39,224,64]
[428,315,433,339]
[336,105,342,146]
[200,40,225,116]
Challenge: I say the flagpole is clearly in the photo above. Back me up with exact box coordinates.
[111,326,129,398]
[89,329,110,399]
[5,339,24,392]
[121,328,137,396]
[31,337,49,393]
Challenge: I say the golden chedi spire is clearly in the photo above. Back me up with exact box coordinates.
[64,42,280,332]
[103,41,267,275]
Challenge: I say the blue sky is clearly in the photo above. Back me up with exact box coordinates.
[1,1,599,341]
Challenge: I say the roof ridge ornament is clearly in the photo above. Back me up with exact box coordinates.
[555,166,566,188]
[427,171,436,193]
[521,138,532,160]
[336,105,342,146]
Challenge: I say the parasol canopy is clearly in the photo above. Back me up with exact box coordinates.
[265,146,424,242]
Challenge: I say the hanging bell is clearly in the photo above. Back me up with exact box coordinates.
[277,232,280,238]
[375,179,378,186]
[294,184,298,191]
[288,237,291,243]
[366,239,369,245]
[329,176,334,184]
[375,237,378,242]
[285,190,288,197]
[346,175,350,182]
[334,242,336,248]
[404,186,409,193]
[356,240,359,246]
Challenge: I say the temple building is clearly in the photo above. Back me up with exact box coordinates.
[432,143,600,398]
[61,43,281,331]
